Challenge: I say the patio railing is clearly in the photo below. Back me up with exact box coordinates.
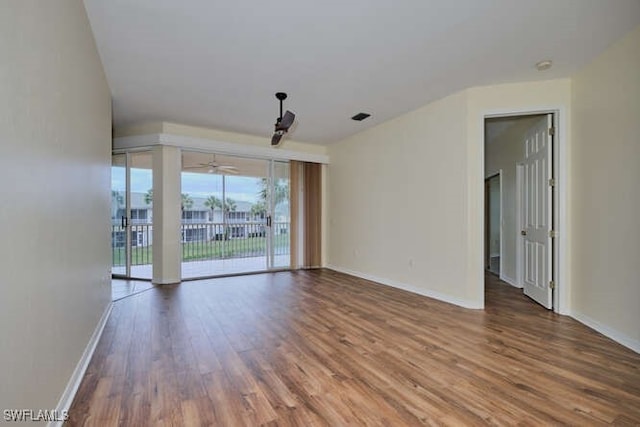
[111,223,153,267]
[111,221,290,267]
[182,221,290,261]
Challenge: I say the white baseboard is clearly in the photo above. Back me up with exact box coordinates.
[326,265,483,309]
[499,274,522,288]
[571,310,640,354]
[49,302,113,427]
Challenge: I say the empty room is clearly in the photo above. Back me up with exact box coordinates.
[1,0,639,425]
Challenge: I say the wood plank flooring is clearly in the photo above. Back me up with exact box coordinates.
[67,269,640,426]
[111,278,155,301]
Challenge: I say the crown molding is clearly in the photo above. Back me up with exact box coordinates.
[113,133,330,164]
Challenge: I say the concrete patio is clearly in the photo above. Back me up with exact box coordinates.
[112,254,290,280]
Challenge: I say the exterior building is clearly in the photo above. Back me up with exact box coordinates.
[111,193,285,247]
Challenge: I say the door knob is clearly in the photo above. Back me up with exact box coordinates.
[521,230,527,236]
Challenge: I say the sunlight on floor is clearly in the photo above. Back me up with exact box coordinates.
[111,279,155,301]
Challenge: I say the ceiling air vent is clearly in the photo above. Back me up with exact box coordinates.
[351,112,371,121]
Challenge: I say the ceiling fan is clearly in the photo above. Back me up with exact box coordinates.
[184,154,239,174]
[271,92,296,147]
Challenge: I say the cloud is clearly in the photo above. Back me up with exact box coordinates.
[113,168,265,203]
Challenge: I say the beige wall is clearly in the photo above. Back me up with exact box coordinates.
[0,0,112,413]
[465,79,572,310]
[327,91,479,307]
[571,24,640,348]
[152,146,183,284]
[328,79,571,309]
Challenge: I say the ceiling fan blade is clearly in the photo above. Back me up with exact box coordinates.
[271,133,283,146]
[216,165,238,172]
[276,110,295,132]
[219,168,239,175]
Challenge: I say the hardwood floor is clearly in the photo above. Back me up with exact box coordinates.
[111,279,155,301]
[68,269,640,426]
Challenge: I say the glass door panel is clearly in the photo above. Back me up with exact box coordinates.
[180,151,224,278]
[180,152,291,278]
[111,154,127,276]
[270,161,290,269]
[111,151,153,279]
[128,152,153,279]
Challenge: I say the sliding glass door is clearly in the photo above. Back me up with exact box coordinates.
[270,160,290,269]
[111,155,127,276]
[111,152,153,279]
[180,151,290,279]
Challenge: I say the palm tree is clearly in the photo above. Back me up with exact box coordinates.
[223,198,237,216]
[220,198,237,240]
[181,193,194,211]
[144,189,153,205]
[204,195,222,221]
[145,190,194,210]
[259,178,289,206]
[250,201,267,219]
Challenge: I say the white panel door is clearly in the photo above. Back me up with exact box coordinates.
[522,115,553,309]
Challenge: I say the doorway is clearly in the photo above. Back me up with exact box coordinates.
[180,151,291,279]
[111,151,153,280]
[484,173,501,275]
[484,113,557,310]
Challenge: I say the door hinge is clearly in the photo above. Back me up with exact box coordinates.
[548,127,555,136]
[549,280,556,290]
[548,178,556,187]
[549,230,557,238]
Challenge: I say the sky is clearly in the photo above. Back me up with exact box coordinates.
[112,168,263,203]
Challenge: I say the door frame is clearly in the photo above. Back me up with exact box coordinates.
[484,171,502,275]
[111,151,154,280]
[515,162,525,288]
[111,153,131,278]
[481,107,567,314]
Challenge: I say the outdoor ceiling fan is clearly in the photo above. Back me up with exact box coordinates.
[184,154,239,174]
[271,92,296,147]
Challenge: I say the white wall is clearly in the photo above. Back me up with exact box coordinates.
[0,0,112,414]
[327,91,479,307]
[570,24,640,350]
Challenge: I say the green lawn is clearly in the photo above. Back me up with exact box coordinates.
[112,234,290,266]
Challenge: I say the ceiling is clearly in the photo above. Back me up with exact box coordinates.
[84,0,640,145]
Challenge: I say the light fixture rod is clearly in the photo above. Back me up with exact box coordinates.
[275,92,287,121]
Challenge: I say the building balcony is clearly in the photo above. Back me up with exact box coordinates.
[111,221,291,279]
